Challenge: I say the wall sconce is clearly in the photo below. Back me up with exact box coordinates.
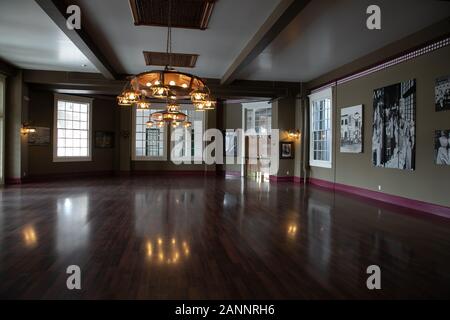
[288,129,301,139]
[21,123,36,135]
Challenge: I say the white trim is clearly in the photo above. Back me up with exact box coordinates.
[308,87,332,101]
[131,104,168,161]
[309,87,333,169]
[53,94,93,162]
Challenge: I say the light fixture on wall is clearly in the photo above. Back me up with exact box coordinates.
[21,123,36,135]
[288,129,301,139]
[117,0,216,128]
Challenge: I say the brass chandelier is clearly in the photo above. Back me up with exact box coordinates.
[117,0,216,128]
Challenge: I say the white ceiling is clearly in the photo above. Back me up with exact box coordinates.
[238,0,450,82]
[0,0,97,73]
[71,0,282,78]
[0,0,449,83]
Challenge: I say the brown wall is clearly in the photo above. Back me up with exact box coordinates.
[308,45,450,207]
[5,71,23,180]
[27,89,117,176]
[272,97,297,177]
[222,102,242,174]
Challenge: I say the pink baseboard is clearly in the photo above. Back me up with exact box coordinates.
[23,171,114,183]
[127,170,216,176]
[224,171,242,177]
[308,178,450,219]
[5,178,22,185]
[269,175,294,182]
[293,176,306,184]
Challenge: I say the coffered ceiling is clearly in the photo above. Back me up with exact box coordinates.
[0,0,449,84]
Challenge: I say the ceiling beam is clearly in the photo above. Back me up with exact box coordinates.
[0,58,17,77]
[23,70,300,100]
[220,0,310,85]
[34,0,118,80]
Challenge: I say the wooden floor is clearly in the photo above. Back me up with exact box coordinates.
[0,175,450,299]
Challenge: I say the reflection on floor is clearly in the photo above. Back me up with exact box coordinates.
[0,176,449,299]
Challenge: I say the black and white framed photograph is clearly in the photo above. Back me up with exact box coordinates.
[280,141,294,159]
[95,131,115,149]
[435,130,450,165]
[340,105,363,153]
[372,79,416,170]
[435,75,450,111]
[28,127,50,146]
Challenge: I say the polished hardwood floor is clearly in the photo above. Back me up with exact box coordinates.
[0,175,450,299]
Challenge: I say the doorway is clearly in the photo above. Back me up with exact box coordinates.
[242,102,272,181]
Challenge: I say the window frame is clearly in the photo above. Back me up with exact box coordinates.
[53,94,93,163]
[132,104,168,161]
[309,87,333,169]
[243,102,272,136]
[170,106,206,163]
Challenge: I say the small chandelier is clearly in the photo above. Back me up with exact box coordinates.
[117,80,141,106]
[192,87,216,111]
[135,98,151,109]
[150,110,188,123]
[117,0,216,117]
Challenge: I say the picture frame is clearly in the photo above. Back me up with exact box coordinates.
[95,131,115,149]
[340,105,363,153]
[372,79,416,170]
[280,141,294,159]
[435,75,450,112]
[434,129,450,165]
[28,127,51,146]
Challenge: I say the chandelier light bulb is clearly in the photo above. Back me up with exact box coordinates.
[183,121,192,128]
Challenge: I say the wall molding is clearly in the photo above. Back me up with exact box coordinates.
[308,178,450,219]
[5,178,22,185]
[22,171,114,183]
[124,170,216,177]
[269,175,294,182]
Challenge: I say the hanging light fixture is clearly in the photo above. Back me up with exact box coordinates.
[117,79,141,106]
[136,98,151,109]
[117,0,216,125]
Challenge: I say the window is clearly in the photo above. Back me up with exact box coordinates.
[244,103,272,135]
[133,107,167,160]
[171,108,205,162]
[53,94,92,162]
[309,88,332,168]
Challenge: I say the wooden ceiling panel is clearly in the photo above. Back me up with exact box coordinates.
[143,51,199,68]
[129,0,216,30]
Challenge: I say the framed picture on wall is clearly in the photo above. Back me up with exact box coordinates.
[435,75,450,111]
[95,131,115,149]
[28,127,50,146]
[434,130,450,165]
[280,141,294,159]
[372,79,416,170]
[340,105,363,153]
